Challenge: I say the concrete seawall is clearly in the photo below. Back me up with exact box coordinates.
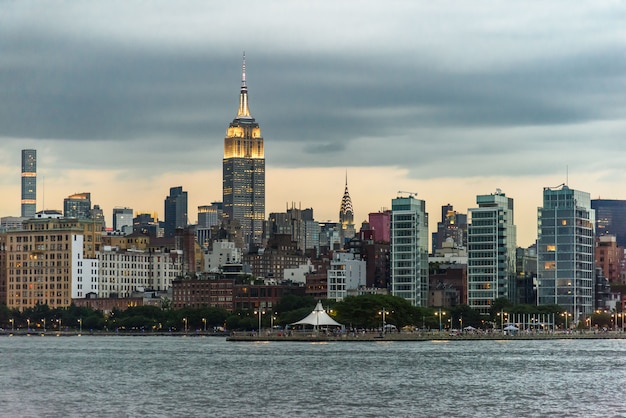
[227,331,626,342]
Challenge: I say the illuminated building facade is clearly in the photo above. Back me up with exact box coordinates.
[223,54,265,249]
[5,217,102,310]
[21,149,37,218]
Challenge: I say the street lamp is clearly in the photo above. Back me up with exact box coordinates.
[42,318,46,333]
[78,318,83,334]
[378,308,389,335]
[27,318,30,332]
[561,312,571,330]
[9,318,14,332]
[202,318,207,332]
[58,318,62,333]
[497,310,508,333]
[270,313,277,332]
[183,318,187,333]
[254,309,265,333]
[434,308,446,332]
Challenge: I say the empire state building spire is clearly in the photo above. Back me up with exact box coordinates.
[237,52,251,119]
[223,53,265,251]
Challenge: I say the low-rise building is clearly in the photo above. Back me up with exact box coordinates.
[327,252,366,302]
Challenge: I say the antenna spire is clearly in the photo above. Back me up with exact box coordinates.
[242,51,247,89]
[237,51,251,118]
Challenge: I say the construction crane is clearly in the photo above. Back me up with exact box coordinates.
[397,191,418,198]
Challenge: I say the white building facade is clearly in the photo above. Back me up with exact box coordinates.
[97,246,184,298]
[98,247,152,298]
[327,252,366,301]
[204,240,242,272]
[71,233,99,299]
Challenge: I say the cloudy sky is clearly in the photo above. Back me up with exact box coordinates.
[1,1,624,246]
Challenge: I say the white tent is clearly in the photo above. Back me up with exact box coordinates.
[292,301,343,329]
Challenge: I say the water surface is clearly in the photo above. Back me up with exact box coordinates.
[0,336,624,417]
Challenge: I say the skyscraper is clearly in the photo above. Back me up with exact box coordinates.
[223,53,265,249]
[467,191,517,315]
[390,194,429,306]
[339,175,355,242]
[591,199,626,248]
[164,186,188,238]
[537,185,595,319]
[21,149,36,218]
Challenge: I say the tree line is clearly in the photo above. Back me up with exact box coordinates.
[0,295,615,333]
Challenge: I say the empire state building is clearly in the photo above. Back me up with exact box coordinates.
[223,54,265,248]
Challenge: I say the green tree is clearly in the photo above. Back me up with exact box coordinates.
[334,294,422,329]
[275,294,316,313]
[450,304,484,329]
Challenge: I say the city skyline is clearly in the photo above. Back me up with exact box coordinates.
[1,2,624,247]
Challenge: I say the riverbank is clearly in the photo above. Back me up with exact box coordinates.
[227,330,626,342]
[3,330,625,341]
[0,330,228,337]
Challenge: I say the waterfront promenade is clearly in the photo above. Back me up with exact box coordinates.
[227,330,626,342]
[3,329,625,341]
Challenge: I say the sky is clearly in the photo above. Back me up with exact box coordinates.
[1,1,625,247]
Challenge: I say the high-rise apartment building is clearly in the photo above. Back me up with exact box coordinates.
[222,54,265,249]
[113,207,134,232]
[591,199,626,248]
[537,185,595,319]
[164,186,188,238]
[390,194,429,306]
[467,191,517,315]
[21,149,37,218]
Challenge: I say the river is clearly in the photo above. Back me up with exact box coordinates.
[0,336,624,417]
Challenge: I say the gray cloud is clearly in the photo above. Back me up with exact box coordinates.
[1,1,625,182]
